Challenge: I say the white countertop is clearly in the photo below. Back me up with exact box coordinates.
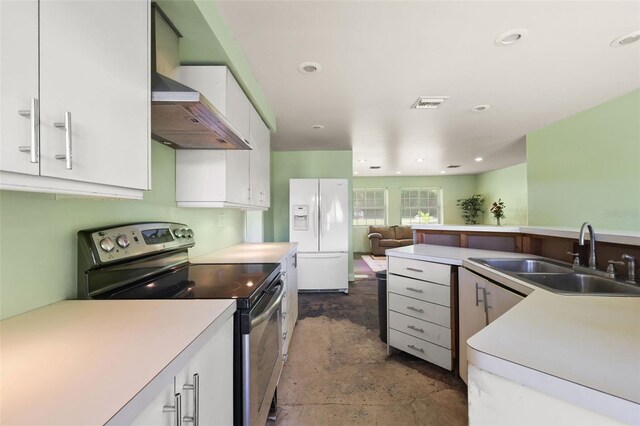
[385,244,535,267]
[412,224,640,246]
[1,299,236,425]
[387,244,640,423]
[191,242,297,264]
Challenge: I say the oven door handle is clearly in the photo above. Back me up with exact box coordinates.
[251,280,286,328]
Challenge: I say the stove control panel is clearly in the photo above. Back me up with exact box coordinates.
[83,222,195,264]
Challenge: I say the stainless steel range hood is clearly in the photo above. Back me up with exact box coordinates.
[150,6,251,150]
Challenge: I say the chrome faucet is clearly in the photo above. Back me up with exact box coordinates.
[621,254,637,284]
[578,222,597,269]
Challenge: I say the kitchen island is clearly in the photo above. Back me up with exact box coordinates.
[386,244,640,424]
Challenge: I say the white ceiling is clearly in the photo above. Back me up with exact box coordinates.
[217,1,640,176]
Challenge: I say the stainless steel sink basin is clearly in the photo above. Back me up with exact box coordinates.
[470,258,574,274]
[517,273,640,295]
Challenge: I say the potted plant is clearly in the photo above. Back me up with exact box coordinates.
[456,194,485,224]
[490,199,506,225]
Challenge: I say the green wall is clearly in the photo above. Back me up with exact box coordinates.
[352,175,478,253]
[265,151,354,277]
[476,163,528,226]
[527,90,640,231]
[0,143,245,320]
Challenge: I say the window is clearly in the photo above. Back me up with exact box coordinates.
[400,187,442,225]
[353,188,386,226]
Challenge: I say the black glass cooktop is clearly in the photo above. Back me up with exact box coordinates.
[97,263,280,309]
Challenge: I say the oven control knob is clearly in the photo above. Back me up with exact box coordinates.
[99,237,115,252]
[174,229,184,238]
[116,234,130,248]
[186,228,194,238]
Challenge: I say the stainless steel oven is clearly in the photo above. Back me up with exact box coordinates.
[243,279,284,426]
[77,222,284,426]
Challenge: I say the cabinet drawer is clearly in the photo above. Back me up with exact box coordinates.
[388,256,450,285]
[389,329,451,370]
[389,311,451,349]
[388,274,450,306]
[388,293,450,328]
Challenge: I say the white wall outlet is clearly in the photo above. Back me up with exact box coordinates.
[218,212,225,227]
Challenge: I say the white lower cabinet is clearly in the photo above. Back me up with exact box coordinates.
[459,268,525,383]
[130,315,234,426]
[387,255,453,370]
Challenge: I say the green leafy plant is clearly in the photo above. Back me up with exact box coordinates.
[456,194,485,224]
[490,199,506,225]
[417,211,431,224]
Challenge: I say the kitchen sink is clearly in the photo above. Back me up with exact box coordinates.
[469,258,574,274]
[470,257,640,296]
[517,273,640,295]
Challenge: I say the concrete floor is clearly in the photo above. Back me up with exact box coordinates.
[270,255,468,425]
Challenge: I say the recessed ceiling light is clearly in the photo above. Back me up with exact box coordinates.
[358,159,367,163]
[354,171,359,175]
[475,157,483,162]
[472,104,490,112]
[311,124,324,130]
[417,158,424,162]
[440,170,446,174]
[494,29,528,47]
[396,171,402,174]
[610,30,640,47]
[298,62,322,74]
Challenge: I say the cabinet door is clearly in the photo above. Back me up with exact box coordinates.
[130,380,176,426]
[226,69,250,143]
[226,150,251,205]
[458,268,489,384]
[288,252,298,331]
[249,106,267,207]
[0,0,39,175]
[175,316,234,426]
[39,0,149,189]
[485,281,524,324]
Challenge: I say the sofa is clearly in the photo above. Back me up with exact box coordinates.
[367,225,414,256]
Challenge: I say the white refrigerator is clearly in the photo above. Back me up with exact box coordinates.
[289,179,349,293]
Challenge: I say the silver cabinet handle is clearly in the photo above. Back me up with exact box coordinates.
[182,374,199,425]
[407,344,425,353]
[407,306,424,314]
[406,286,423,293]
[475,282,483,307]
[54,111,72,170]
[407,325,425,333]
[482,287,491,314]
[163,393,182,426]
[406,267,423,273]
[18,97,39,163]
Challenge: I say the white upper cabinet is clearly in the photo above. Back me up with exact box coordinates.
[0,0,39,176]
[175,66,271,209]
[249,106,271,209]
[0,0,150,199]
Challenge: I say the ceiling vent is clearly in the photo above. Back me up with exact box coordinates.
[411,96,449,109]
[447,164,461,169]
[369,165,381,169]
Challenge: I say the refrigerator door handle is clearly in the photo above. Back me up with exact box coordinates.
[312,198,317,239]
[318,194,322,239]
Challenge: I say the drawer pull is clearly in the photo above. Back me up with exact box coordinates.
[407,306,424,314]
[407,325,425,333]
[406,267,423,273]
[406,286,424,293]
[407,344,425,353]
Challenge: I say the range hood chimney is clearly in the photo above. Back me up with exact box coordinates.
[150,5,251,150]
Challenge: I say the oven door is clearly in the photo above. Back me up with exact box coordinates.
[243,278,284,426]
